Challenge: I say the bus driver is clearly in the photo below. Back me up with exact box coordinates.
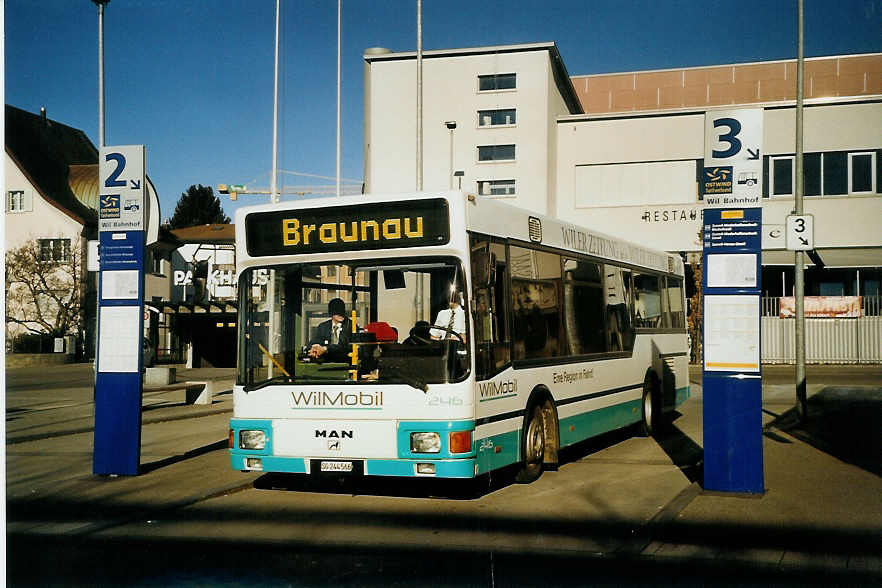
[431,289,466,341]
[308,298,354,362]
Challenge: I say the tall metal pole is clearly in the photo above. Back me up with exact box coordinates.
[93,0,109,367]
[795,0,807,421]
[416,0,423,191]
[336,0,342,197]
[96,1,107,148]
[270,0,281,204]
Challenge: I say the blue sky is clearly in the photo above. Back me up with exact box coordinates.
[5,0,880,221]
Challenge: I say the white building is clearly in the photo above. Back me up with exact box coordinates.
[363,42,583,213]
[4,105,100,357]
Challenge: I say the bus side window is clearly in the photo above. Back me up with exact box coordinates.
[619,270,635,351]
[664,276,686,329]
[603,264,634,352]
[633,272,663,329]
[509,246,561,361]
[562,258,604,356]
[470,236,511,379]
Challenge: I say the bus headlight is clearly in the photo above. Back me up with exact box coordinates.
[410,432,441,453]
[240,430,266,450]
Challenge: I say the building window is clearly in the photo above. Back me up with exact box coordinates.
[478,144,515,162]
[150,252,164,275]
[478,73,516,92]
[7,190,31,213]
[823,152,847,195]
[767,151,872,197]
[39,239,71,263]
[477,179,516,196]
[771,156,794,196]
[804,153,822,196]
[849,152,876,194]
[478,109,516,127]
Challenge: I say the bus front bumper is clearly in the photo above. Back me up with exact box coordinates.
[230,453,477,478]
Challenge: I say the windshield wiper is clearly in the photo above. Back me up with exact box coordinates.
[381,365,428,393]
[244,375,293,392]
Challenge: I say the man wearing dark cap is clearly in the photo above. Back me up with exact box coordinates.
[308,298,354,362]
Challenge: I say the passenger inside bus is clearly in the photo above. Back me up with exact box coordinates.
[308,298,355,362]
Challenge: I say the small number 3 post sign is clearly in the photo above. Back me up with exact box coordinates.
[786,214,814,251]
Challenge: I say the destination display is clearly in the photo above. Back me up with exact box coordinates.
[246,198,450,257]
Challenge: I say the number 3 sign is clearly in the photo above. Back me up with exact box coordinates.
[703,109,763,208]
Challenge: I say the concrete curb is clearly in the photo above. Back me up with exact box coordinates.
[6,406,233,445]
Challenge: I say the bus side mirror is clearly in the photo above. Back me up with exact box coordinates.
[473,250,496,287]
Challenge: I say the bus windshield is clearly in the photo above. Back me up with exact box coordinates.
[238,258,470,390]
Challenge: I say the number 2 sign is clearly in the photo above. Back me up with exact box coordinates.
[99,145,145,232]
[703,109,763,208]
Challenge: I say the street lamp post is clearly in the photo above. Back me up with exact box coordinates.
[445,121,456,189]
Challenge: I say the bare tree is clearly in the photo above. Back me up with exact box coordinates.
[5,237,85,339]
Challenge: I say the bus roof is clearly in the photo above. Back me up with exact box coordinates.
[464,193,682,275]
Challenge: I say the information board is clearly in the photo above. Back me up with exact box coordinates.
[701,204,764,494]
[94,145,147,476]
[703,295,761,373]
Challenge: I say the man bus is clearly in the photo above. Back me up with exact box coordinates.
[229,191,689,483]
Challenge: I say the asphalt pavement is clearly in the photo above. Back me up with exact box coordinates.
[4,362,881,586]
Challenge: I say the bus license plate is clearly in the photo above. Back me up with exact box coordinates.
[320,460,353,473]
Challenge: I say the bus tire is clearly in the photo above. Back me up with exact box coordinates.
[515,405,545,483]
[640,371,660,437]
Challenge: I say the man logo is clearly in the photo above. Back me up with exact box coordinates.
[327,440,341,451]
[315,429,353,439]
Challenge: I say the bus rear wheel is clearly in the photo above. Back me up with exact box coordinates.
[640,372,661,437]
[515,405,545,483]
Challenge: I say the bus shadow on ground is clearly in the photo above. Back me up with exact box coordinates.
[653,416,704,484]
[764,386,881,476]
[8,507,881,587]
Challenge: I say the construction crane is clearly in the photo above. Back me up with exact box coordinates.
[218,170,363,201]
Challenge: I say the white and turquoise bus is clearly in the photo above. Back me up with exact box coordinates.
[229,191,689,483]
